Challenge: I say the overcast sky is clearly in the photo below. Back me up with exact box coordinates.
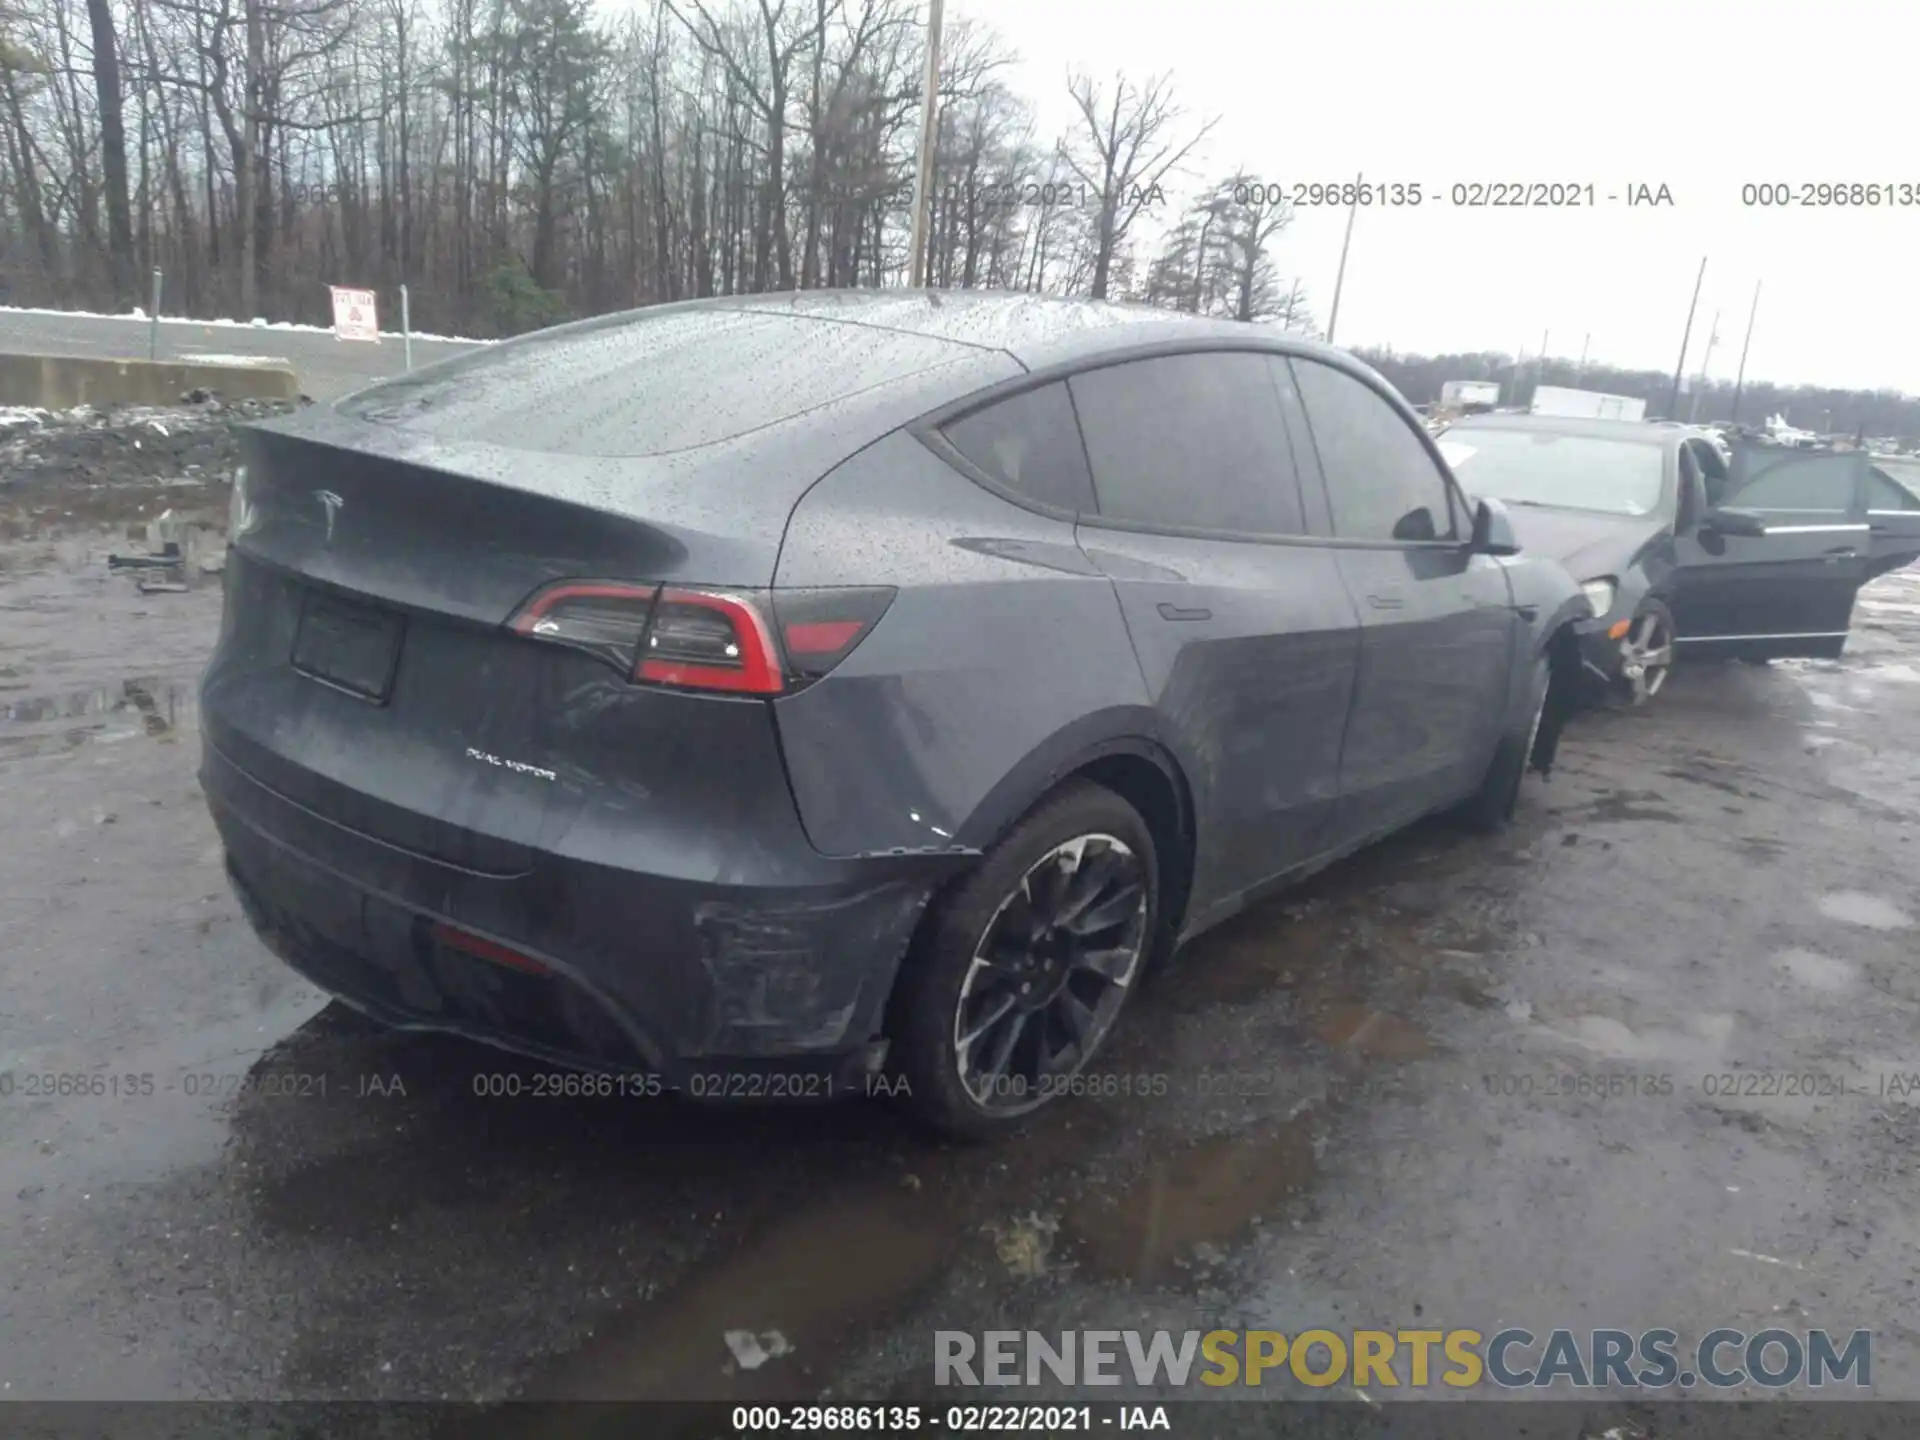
[905,0,1918,393]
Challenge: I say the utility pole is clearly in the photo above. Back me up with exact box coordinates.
[1577,332,1590,382]
[905,0,945,289]
[1729,280,1761,428]
[1688,310,1720,422]
[1325,172,1362,344]
[1666,256,1706,421]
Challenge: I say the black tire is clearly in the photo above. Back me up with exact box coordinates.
[1456,653,1550,834]
[885,779,1160,1142]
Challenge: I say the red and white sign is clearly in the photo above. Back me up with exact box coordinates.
[329,286,381,343]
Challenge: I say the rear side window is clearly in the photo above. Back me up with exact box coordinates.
[1068,352,1309,536]
[1870,469,1920,511]
[939,380,1096,513]
[1291,358,1458,542]
[1725,451,1863,511]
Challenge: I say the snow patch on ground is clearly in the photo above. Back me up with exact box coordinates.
[0,405,49,431]
[2,302,492,346]
[175,352,294,366]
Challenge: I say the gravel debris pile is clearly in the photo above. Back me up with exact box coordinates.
[0,392,303,494]
[0,393,305,537]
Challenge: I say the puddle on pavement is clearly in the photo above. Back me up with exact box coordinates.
[1533,1011,1735,1067]
[0,676,191,756]
[1063,1119,1317,1286]
[1315,1003,1435,1060]
[1170,843,1513,1017]
[475,1180,962,1418]
[1774,948,1857,992]
[1570,790,1688,825]
[1440,972,1504,1010]
[1173,903,1351,1009]
[1817,891,1914,931]
[1659,762,1761,799]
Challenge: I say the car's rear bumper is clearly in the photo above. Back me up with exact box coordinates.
[202,734,962,1089]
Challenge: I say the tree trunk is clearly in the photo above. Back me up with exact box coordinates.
[236,0,264,320]
[82,0,136,304]
[0,65,60,291]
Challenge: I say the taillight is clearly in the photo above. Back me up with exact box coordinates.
[638,588,784,694]
[769,587,897,683]
[507,581,658,673]
[506,582,895,695]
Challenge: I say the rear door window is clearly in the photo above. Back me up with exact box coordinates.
[1290,359,1459,541]
[938,380,1096,513]
[1868,469,1920,511]
[1068,351,1310,537]
[1724,449,1865,512]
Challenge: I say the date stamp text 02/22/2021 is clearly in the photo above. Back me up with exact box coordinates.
[0,1070,407,1100]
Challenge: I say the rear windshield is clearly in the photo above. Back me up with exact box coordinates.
[338,309,969,456]
[1441,426,1666,517]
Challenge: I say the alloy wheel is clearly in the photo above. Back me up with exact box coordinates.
[952,833,1150,1114]
[1618,610,1674,704]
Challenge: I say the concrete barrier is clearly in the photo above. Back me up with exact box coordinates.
[0,351,300,408]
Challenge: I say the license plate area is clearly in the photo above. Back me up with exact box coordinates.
[291,589,405,703]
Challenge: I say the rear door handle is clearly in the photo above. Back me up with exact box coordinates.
[1367,591,1405,610]
[1157,603,1211,622]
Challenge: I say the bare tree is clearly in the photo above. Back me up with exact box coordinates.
[1059,69,1213,300]
[1180,172,1291,321]
[0,0,1336,352]
[667,0,813,289]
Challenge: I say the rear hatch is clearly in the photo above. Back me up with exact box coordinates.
[203,306,1013,874]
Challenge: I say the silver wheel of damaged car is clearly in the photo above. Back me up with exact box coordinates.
[1619,610,1675,704]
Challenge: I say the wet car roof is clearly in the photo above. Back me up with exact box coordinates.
[717,288,1257,366]
[335,290,1379,458]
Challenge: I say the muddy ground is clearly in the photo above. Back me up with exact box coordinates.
[3,404,1919,1428]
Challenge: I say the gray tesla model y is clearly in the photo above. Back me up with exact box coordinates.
[201,290,1590,1138]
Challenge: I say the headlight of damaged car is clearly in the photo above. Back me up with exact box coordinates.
[1580,577,1617,616]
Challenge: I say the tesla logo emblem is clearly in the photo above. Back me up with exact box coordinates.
[315,489,344,541]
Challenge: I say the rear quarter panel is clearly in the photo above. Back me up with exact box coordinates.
[771,432,1157,858]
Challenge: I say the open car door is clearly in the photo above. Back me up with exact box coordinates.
[1866,460,1920,580]
[1669,438,1870,661]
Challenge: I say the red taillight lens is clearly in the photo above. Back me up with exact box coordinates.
[432,922,553,976]
[507,581,658,673]
[770,586,896,684]
[638,588,784,694]
[508,582,895,695]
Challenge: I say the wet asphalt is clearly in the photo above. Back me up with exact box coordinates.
[3,405,1919,1420]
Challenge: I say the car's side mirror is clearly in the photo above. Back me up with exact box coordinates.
[1470,497,1521,556]
[1703,505,1769,538]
